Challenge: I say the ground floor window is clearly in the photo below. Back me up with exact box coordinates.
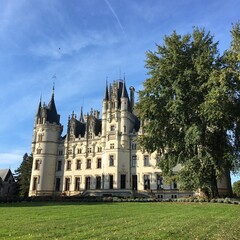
[55,178,61,191]
[173,180,177,189]
[85,177,91,190]
[32,177,38,191]
[132,175,137,190]
[65,178,70,191]
[75,177,81,191]
[144,175,150,190]
[157,174,163,190]
[96,176,101,189]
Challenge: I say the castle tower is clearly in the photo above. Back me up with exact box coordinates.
[29,87,62,196]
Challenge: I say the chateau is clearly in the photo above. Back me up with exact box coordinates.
[29,79,229,198]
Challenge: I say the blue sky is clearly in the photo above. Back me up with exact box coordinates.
[0,0,240,183]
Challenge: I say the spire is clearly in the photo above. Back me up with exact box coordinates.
[121,80,128,98]
[109,83,112,101]
[47,85,60,124]
[104,79,109,101]
[48,86,56,112]
[36,96,42,117]
[79,106,84,122]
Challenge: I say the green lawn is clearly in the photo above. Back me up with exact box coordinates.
[0,202,239,240]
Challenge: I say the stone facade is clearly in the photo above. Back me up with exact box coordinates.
[29,79,229,198]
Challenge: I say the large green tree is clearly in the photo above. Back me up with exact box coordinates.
[232,180,240,197]
[14,153,33,197]
[137,24,240,198]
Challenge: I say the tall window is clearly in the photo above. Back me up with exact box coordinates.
[132,143,137,150]
[55,178,61,191]
[173,180,177,189]
[144,175,150,190]
[58,150,63,155]
[36,148,42,154]
[109,155,114,166]
[97,147,102,152]
[97,158,101,168]
[96,176,101,189]
[144,155,150,166]
[57,161,62,171]
[110,125,115,131]
[35,159,40,170]
[156,155,161,165]
[85,177,91,189]
[65,178,70,191]
[88,148,92,153]
[86,159,91,169]
[131,155,137,167]
[38,135,43,142]
[76,160,81,170]
[157,174,163,190]
[77,148,82,154]
[75,177,81,191]
[123,125,126,133]
[32,177,38,190]
[66,160,71,170]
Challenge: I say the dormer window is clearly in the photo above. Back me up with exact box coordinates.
[89,132,93,139]
[37,148,42,154]
[38,134,43,142]
[110,143,114,149]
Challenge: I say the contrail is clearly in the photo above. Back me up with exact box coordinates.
[104,0,126,36]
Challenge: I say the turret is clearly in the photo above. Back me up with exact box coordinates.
[120,81,129,148]
[129,86,135,113]
[102,81,109,147]
[29,86,63,196]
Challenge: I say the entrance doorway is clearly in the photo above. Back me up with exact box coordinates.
[132,175,137,190]
[120,174,126,189]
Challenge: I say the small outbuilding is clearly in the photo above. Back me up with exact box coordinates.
[0,169,16,197]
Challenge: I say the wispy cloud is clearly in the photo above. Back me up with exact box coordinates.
[28,30,119,59]
[0,151,26,170]
[104,0,126,37]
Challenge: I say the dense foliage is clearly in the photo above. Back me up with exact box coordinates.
[233,180,240,197]
[14,153,33,197]
[137,23,240,197]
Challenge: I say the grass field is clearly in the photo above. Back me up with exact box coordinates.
[0,202,239,240]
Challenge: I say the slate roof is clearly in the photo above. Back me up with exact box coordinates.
[36,90,60,125]
[0,169,11,181]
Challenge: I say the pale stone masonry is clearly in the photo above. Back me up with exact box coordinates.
[29,79,230,198]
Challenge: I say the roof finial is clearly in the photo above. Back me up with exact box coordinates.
[52,75,56,95]
[119,66,122,79]
[80,106,84,122]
